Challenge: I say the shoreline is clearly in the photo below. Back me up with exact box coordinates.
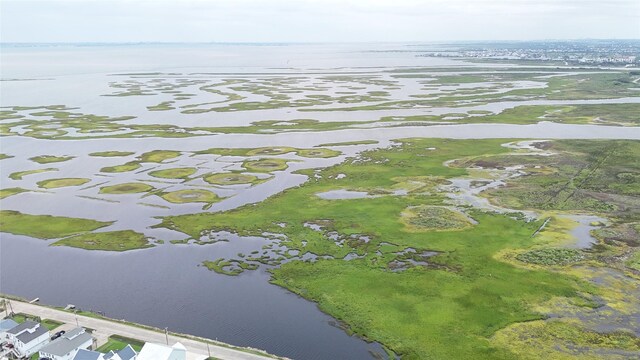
[0,294,286,360]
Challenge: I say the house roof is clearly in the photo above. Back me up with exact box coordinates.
[64,327,85,339]
[116,345,137,360]
[0,319,19,332]
[72,349,103,360]
[136,342,174,360]
[15,323,48,344]
[39,327,92,356]
[7,320,38,335]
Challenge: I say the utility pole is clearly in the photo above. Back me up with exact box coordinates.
[7,300,14,316]
[164,327,169,345]
[75,310,79,327]
[207,343,211,357]
[2,299,7,318]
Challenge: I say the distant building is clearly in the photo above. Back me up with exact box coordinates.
[136,342,186,360]
[0,319,19,341]
[5,320,50,357]
[39,327,93,360]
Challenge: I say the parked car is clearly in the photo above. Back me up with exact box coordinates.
[51,330,65,340]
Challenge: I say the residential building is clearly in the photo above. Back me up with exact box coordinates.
[73,345,138,360]
[71,345,137,360]
[5,320,50,357]
[0,319,18,341]
[106,345,137,360]
[136,342,186,360]
[38,327,93,360]
[72,349,105,360]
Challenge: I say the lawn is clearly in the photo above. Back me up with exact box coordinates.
[96,335,145,353]
[12,313,63,330]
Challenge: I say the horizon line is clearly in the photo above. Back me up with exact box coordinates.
[1,38,640,46]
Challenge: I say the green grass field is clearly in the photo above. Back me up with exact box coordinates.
[96,334,145,353]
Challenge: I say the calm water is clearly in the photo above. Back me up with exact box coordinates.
[0,234,387,359]
[1,43,640,359]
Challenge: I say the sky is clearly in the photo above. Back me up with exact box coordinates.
[1,0,639,43]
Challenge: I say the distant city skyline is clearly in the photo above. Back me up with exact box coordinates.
[1,0,639,43]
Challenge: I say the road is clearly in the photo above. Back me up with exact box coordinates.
[3,299,282,360]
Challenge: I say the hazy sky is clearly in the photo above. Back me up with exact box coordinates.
[2,0,639,42]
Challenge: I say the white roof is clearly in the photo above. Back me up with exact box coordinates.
[136,342,184,360]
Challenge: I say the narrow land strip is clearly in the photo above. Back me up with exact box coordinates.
[2,298,283,360]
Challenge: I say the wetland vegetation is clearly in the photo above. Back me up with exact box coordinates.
[100,161,142,173]
[0,210,112,239]
[2,69,639,140]
[158,138,640,359]
[99,182,154,194]
[148,167,197,179]
[37,177,91,189]
[52,230,153,251]
[29,155,74,164]
[9,168,57,180]
[0,188,29,199]
[195,146,341,158]
[2,56,639,360]
[203,173,260,185]
[159,189,219,205]
[89,151,136,157]
[242,158,290,172]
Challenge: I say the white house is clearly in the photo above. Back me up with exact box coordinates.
[71,345,137,360]
[38,327,93,360]
[5,320,50,357]
[0,319,18,341]
[136,342,186,360]
[106,345,137,360]
[72,349,105,360]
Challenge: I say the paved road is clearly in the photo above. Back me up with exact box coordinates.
[3,299,282,360]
